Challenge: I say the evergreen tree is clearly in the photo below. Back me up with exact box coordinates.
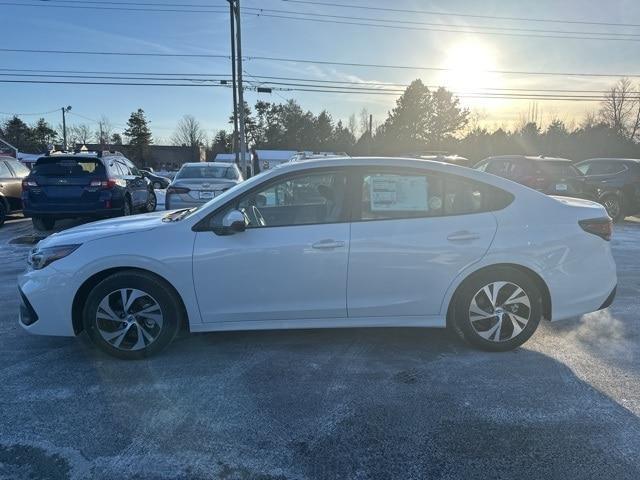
[123,109,152,162]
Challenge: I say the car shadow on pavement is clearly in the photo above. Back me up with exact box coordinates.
[6,326,640,479]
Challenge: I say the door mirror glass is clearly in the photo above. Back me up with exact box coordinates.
[213,209,246,235]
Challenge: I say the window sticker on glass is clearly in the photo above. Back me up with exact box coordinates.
[370,175,428,211]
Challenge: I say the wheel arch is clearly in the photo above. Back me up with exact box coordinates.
[71,266,189,335]
[0,193,10,213]
[445,263,552,325]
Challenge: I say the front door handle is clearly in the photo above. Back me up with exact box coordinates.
[312,239,345,249]
[447,231,481,241]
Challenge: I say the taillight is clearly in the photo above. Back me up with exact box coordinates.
[579,217,612,241]
[167,186,190,195]
[22,179,37,188]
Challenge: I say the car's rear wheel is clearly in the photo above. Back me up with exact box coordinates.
[0,202,6,227]
[32,216,55,231]
[451,267,542,351]
[82,271,183,359]
[601,194,624,223]
[144,191,157,213]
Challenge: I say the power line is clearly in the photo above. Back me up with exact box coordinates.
[246,11,640,43]
[245,6,640,39]
[3,48,640,78]
[0,1,227,13]
[280,0,640,29]
[0,48,230,59]
[0,108,60,116]
[245,54,640,78]
[0,78,626,101]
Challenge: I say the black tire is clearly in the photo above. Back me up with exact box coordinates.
[32,216,55,231]
[450,267,542,352]
[143,191,157,213]
[122,196,132,216]
[0,202,6,227]
[82,270,184,359]
[601,194,624,223]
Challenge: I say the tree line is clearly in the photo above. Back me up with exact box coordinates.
[2,78,640,163]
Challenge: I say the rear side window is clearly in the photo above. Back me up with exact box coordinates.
[358,170,513,221]
[0,162,11,177]
[32,157,105,176]
[6,160,30,177]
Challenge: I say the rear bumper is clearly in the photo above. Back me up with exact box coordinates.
[165,195,207,210]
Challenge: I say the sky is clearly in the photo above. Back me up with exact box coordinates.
[2,0,640,144]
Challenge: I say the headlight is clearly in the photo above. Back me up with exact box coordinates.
[28,244,81,270]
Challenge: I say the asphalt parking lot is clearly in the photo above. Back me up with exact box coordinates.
[1,215,640,480]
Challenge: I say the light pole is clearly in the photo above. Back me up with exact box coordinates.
[61,105,72,151]
[227,0,239,165]
[234,0,247,177]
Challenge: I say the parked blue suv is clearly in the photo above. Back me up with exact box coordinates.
[22,151,157,231]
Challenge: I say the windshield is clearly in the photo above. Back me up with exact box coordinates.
[32,157,104,176]
[538,161,580,178]
[176,165,238,180]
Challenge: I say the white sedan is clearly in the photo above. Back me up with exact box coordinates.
[18,157,617,359]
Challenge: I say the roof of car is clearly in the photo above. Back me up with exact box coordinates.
[181,162,236,167]
[579,158,640,163]
[483,155,572,163]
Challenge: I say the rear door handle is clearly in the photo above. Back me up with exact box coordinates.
[447,231,481,241]
[312,239,345,249]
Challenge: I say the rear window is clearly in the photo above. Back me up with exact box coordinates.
[537,161,580,177]
[177,165,238,180]
[32,157,105,176]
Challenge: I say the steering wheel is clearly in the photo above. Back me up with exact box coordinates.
[251,205,266,227]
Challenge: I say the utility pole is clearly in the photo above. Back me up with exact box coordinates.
[228,0,239,165]
[61,106,72,151]
[234,0,247,176]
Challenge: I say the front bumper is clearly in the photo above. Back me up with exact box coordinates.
[18,268,77,336]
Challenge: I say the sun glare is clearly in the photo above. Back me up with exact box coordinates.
[442,41,505,107]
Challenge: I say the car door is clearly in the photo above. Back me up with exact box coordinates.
[192,168,351,323]
[347,167,501,318]
[125,160,149,206]
[115,160,141,207]
[2,159,26,211]
[0,160,19,212]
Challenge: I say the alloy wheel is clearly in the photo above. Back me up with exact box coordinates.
[95,289,164,351]
[603,197,621,220]
[468,281,531,342]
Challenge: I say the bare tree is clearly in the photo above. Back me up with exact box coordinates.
[95,116,114,146]
[358,108,370,137]
[66,124,93,147]
[347,113,357,138]
[600,78,640,140]
[171,115,207,147]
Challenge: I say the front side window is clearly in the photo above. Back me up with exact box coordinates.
[220,170,348,228]
[0,161,11,178]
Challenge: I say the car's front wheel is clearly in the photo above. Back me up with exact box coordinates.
[451,267,542,351]
[82,271,184,359]
[0,202,6,227]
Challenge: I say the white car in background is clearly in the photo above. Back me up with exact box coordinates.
[165,162,243,210]
[18,157,616,359]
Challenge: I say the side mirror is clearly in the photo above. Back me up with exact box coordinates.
[213,209,246,235]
